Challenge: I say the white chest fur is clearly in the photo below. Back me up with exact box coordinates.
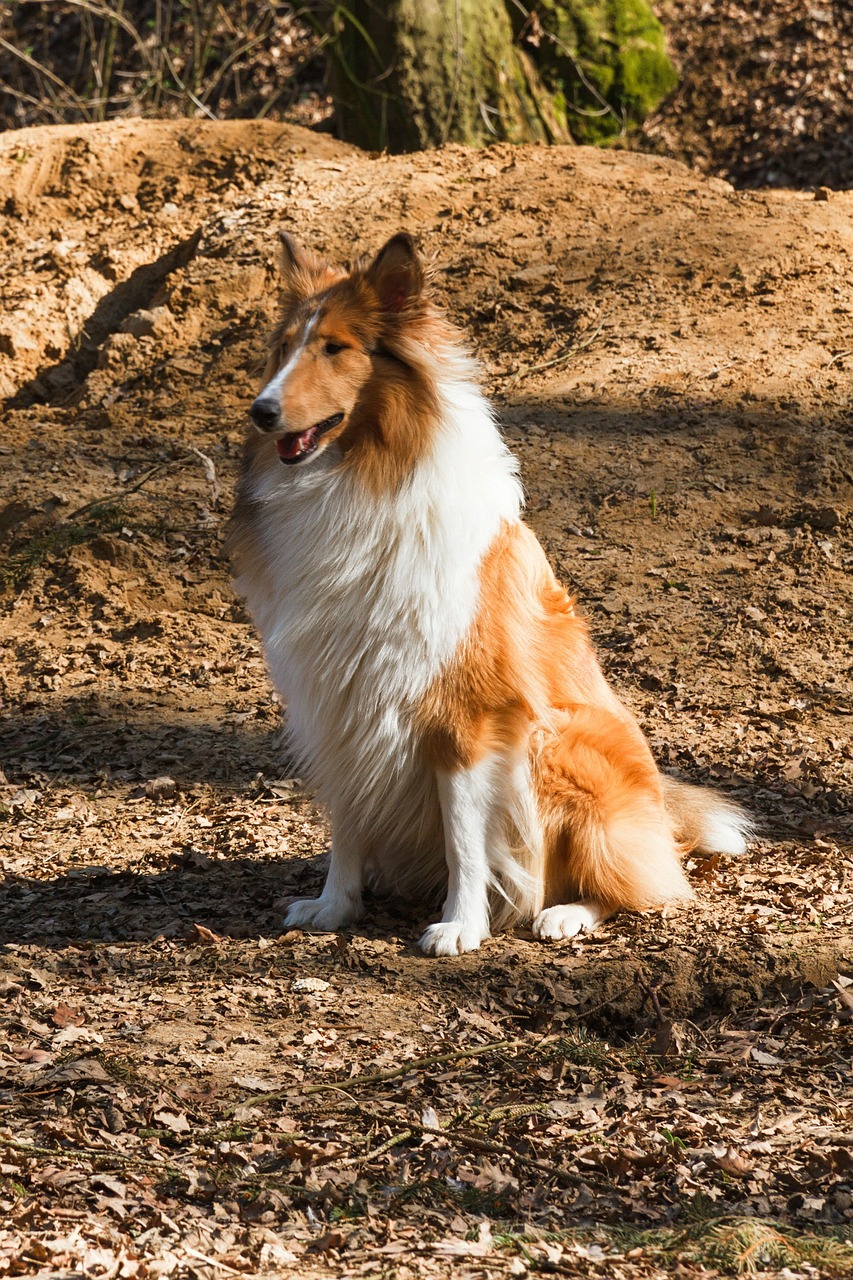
[235,380,523,876]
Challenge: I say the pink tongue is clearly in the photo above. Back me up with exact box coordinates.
[277,429,315,459]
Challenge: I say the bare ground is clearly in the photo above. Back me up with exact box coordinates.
[1,120,852,1278]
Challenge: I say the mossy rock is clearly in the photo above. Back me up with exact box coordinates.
[514,0,678,144]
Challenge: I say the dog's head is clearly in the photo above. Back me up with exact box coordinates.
[250,233,432,472]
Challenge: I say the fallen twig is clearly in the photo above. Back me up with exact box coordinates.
[508,316,608,386]
[66,461,174,522]
[0,1135,185,1177]
[359,1108,584,1186]
[334,1127,413,1169]
[190,447,221,503]
[226,1036,531,1114]
[229,977,642,1115]
[182,1246,244,1275]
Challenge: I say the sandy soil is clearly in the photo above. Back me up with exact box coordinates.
[1,119,852,1277]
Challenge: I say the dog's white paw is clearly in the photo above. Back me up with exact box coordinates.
[283,895,360,933]
[419,920,489,957]
[533,902,603,942]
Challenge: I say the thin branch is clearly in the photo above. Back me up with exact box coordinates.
[0,34,91,117]
[335,1127,413,1168]
[359,1108,585,1186]
[229,977,642,1115]
[0,1136,184,1176]
[507,316,608,385]
[66,461,175,522]
[226,1036,532,1113]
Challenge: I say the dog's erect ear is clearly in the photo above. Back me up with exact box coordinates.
[367,233,424,313]
[278,230,305,282]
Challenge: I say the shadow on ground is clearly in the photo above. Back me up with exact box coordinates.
[0,702,286,788]
[2,850,851,1026]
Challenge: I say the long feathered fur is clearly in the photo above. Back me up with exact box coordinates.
[228,232,751,954]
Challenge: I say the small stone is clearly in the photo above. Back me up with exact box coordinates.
[509,263,557,290]
[814,186,832,201]
[145,775,178,801]
[774,589,798,612]
[291,977,330,994]
[119,306,173,339]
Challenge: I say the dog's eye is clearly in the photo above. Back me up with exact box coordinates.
[324,341,345,356]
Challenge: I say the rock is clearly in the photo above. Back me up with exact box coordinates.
[803,505,841,532]
[97,331,139,368]
[145,775,178,801]
[509,263,558,289]
[119,306,173,339]
[774,589,799,612]
[291,977,331,994]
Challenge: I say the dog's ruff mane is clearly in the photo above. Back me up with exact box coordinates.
[229,232,751,955]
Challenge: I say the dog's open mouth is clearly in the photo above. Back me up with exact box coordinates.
[276,413,344,464]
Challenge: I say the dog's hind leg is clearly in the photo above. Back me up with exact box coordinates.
[533,899,610,940]
[532,706,693,943]
[419,757,495,956]
[284,813,366,932]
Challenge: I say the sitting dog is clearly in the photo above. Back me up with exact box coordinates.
[228,232,750,955]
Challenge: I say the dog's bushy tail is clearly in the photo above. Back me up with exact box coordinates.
[535,707,693,913]
[661,775,753,855]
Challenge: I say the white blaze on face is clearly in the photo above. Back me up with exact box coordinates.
[260,309,320,410]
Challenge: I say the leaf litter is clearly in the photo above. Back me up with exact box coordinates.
[0,118,852,1278]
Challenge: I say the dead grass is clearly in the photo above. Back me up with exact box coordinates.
[0,0,329,129]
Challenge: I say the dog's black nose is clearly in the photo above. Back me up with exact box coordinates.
[250,398,280,431]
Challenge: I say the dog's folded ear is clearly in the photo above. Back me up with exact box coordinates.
[367,233,425,313]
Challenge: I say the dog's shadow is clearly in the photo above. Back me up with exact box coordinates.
[0,851,324,949]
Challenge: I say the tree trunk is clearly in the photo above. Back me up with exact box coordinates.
[325,0,571,152]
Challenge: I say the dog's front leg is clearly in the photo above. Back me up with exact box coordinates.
[420,760,493,956]
[284,820,365,933]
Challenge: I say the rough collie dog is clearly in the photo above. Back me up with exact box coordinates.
[228,232,750,956]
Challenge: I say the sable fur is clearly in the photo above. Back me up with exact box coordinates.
[229,232,752,955]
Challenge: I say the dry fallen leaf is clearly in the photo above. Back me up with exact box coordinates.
[48,1058,112,1084]
[713,1146,754,1178]
[831,979,853,1011]
[184,922,224,945]
[50,1003,85,1028]
[154,1109,191,1134]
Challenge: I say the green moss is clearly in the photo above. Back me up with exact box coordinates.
[515,0,677,145]
[326,0,675,151]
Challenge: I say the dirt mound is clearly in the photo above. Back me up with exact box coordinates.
[2,2,851,192]
[1,120,852,1275]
